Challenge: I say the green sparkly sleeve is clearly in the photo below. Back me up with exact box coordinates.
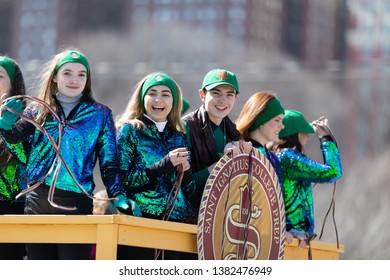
[278,141,342,183]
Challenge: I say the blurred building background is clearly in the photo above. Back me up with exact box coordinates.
[1,0,389,259]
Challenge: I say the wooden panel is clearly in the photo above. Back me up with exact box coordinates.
[0,215,343,260]
[0,224,96,243]
[95,224,118,260]
[115,215,197,253]
[118,225,197,253]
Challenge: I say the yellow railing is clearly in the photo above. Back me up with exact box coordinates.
[0,214,343,260]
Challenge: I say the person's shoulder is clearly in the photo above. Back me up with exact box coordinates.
[277,149,309,167]
[84,101,116,123]
[276,148,300,158]
[181,112,192,121]
[117,121,137,134]
[80,97,111,112]
[88,100,113,113]
[117,123,140,143]
[224,115,240,131]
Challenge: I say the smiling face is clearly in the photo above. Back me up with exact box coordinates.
[199,84,238,125]
[0,66,11,95]
[260,114,285,143]
[53,62,87,98]
[250,114,285,146]
[143,85,173,122]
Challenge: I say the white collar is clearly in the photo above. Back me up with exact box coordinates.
[143,114,167,132]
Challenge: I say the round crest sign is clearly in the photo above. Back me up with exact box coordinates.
[197,149,285,260]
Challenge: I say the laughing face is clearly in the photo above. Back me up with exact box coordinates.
[144,85,173,122]
[199,84,238,125]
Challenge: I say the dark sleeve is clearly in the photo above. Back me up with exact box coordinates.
[145,154,175,181]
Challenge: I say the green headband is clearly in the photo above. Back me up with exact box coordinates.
[249,97,285,132]
[0,56,16,86]
[141,73,178,107]
[53,50,90,76]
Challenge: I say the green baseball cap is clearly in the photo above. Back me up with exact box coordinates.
[202,69,239,92]
[279,109,315,138]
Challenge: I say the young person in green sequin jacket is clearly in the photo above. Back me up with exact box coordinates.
[236,93,342,248]
[115,72,196,260]
[0,49,132,259]
[273,110,342,248]
[0,55,27,260]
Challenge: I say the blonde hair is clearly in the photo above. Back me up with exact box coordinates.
[115,72,184,132]
[236,91,278,141]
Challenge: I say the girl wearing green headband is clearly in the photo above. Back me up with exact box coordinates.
[0,55,27,260]
[0,56,15,85]
[235,91,285,192]
[117,72,184,131]
[0,49,133,260]
[115,72,196,260]
[0,56,26,101]
[237,92,342,252]
[31,49,93,123]
[236,91,285,150]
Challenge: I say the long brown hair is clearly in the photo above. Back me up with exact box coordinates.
[0,59,26,171]
[235,91,278,141]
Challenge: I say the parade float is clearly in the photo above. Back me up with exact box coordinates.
[0,96,343,260]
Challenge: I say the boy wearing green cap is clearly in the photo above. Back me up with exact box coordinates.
[273,110,342,248]
[182,69,252,217]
